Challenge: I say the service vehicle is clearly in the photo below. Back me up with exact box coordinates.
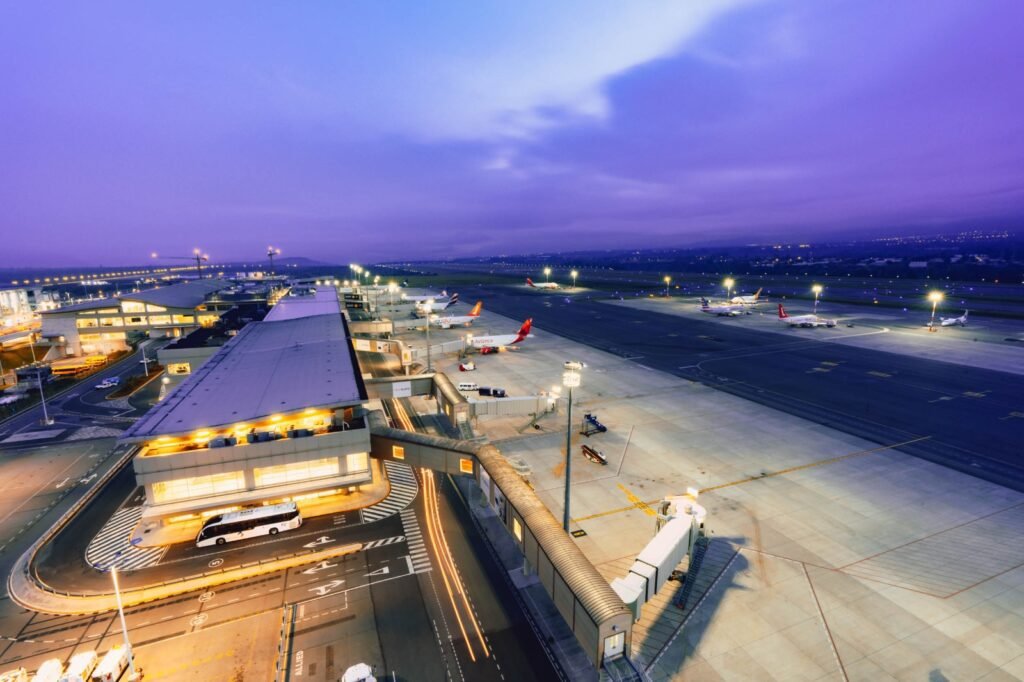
[196,502,302,547]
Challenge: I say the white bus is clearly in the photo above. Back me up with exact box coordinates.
[196,502,302,547]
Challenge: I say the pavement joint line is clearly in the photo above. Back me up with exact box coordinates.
[571,436,933,524]
[803,562,848,682]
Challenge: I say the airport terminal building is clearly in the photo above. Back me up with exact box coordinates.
[39,279,230,357]
[120,287,372,525]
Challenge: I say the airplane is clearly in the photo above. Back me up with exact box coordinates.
[404,290,449,303]
[414,292,459,316]
[730,287,763,305]
[526,278,559,290]
[700,297,744,316]
[778,303,836,328]
[468,318,532,354]
[940,310,968,327]
[431,301,483,328]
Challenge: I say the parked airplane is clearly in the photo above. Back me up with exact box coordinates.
[730,287,763,305]
[526,278,559,290]
[940,310,969,327]
[700,298,744,316]
[468,319,532,354]
[404,290,449,303]
[778,303,836,328]
[414,293,459,315]
[431,301,483,328]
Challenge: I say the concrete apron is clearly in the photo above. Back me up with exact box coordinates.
[8,542,362,616]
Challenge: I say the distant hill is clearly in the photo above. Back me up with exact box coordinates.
[273,256,335,267]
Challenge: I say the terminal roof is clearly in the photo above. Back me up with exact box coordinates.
[41,279,229,314]
[119,279,228,309]
[122,310,366,440]
[264,287,341,322]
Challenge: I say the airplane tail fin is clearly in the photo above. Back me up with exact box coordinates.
[526,278,535,287]
[513,318,532,343]
[441,290,448,297]
[778,303,788,318]
[754,287,763,300]
[700,297,710,308]
[468,301,483,317]
[449,293,459,305]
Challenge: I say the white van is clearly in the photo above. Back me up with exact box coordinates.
[29,660,63,682]
[58,651,97,682]
[90,647,127,682]
[457,382,478,392]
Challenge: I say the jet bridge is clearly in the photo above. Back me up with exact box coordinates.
[367,411,633,669]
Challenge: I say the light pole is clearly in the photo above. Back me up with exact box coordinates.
[267,246,281,274]
[812,284,823,314]
[424,299,434,372]
[544,267,552,283]
[562,362,583,532]
[110,566,139,680]
[928,290,944,329]
[664,276,672,297]
[571,270,578,289]
[723,277,735,300]
[388,282,397,307]
[36,370,54,426]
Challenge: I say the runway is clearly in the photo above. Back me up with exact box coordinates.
[471,285,1024,491]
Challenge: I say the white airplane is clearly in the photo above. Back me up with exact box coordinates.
[778,303,836,328]
[940,310,968,327]
[700,297,744,316]
[431,301,483,328]
[730,287,763,305]
[526,277,559,290]
[404,290,449,303]
[414,292,459,316]
[468,319,532,354]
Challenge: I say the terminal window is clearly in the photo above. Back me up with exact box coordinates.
[392,445,405,460]
[346,452,369,473]
[459,458,474,475]
[152,470,245,503]
[254,457,340,488]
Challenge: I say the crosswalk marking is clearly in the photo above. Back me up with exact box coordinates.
[362,535,406,550]
[400,508,431,573]
[360,461,419,523]
[85,505,166,571]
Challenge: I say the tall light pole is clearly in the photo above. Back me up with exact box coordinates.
[571,270,578,289]
[267,246,281,274]
[388,281,397,307]
[928,290,944,329]
[424,299,434,372]
[36,370,54,426]
[544,267,552,283]
[723,277,735,300]
[562,362,583,532]
[664,276,672,297]
[812,284,823,314]
[110,566,139,679]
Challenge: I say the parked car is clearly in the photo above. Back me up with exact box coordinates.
[581,444,608,465]
[478,387,506,398]
[459,362,476,372]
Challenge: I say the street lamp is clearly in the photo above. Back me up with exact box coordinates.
[267,246,281,274]
[723,277,735,300]
[388,281,398,307]
[928,290,944,329]
[424,299,434,372]
[36,370,54,426]
[110,566,139,680]
[664,276,672,298]
[571,270,578,289]
[562,361,584,532]
[812,284,823,314]
[544,267,552,283]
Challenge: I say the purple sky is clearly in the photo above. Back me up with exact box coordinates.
[2,1,1022,266]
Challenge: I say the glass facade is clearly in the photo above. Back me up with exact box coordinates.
[152,470,245,503]
[253,457,340,488]
[346,452,369,473]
